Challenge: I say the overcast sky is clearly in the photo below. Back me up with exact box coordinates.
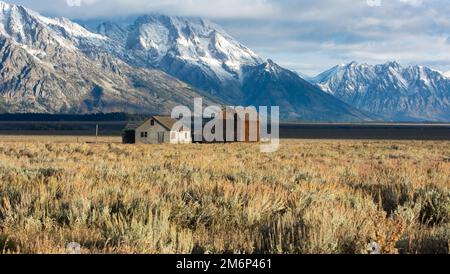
[6,0,450,76]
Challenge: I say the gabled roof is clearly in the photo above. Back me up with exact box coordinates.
[152,116,179,131]
[123,116,190,132]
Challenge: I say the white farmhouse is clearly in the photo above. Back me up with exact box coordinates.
[122,116,191,144]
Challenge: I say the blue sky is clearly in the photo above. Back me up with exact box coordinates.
[6,0,450,76]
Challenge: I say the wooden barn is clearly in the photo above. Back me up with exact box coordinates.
[222,108,260,142]
[192,108,260,143]
[122,116,191,144]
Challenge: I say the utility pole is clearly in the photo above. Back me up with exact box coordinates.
[96,124,99,144]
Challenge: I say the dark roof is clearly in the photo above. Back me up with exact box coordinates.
[123,121,144,131]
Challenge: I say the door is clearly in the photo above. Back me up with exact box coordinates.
[122,131,136,144]
[158,132,165,143]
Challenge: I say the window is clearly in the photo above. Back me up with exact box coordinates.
[185,132,188,139]
[141,132,148,138]
[150,120,155,126]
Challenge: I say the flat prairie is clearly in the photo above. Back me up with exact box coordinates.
[0,136,448,254]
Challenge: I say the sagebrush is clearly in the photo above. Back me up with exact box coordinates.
[0,138,448,254]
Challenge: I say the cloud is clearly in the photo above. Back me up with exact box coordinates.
[66,0,81,7]
[35,0,276,19]
[6,0,450,75]
[366,0,381,7]
[65,0,101,8]
[399,0,423,6]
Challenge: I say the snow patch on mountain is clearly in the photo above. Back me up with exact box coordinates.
[37,16,106,40]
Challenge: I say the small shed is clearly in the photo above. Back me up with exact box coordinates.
[122,122,140,144]
[122,116,191,144]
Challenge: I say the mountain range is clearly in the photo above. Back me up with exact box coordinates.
[86,14,375,121]
[0,1,374,121]
[311,61,450,121]
[0,1,449,122]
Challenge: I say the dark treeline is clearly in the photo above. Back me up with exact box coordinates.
[0,114,449,140]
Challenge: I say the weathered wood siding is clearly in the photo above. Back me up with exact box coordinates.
[135,119,192,144]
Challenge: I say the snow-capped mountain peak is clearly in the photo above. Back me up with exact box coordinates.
[0,0,106,52]
[444,70,450,79]
[263,59,283,74]
[124,14,263,78]
[312,61,450,121]
[384,60,401,68]
[90,14,266,102]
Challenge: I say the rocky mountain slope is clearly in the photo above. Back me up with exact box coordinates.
[0,1,213,114]
[312,61,450,121]
[241,60,374,120]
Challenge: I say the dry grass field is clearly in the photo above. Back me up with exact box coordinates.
[0,136,449,254]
